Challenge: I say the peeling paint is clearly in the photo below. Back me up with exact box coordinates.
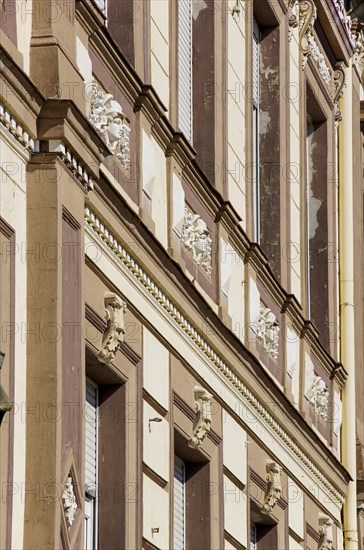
[309,194,322,239]
[259,110,271,134]
[192,0,207,20]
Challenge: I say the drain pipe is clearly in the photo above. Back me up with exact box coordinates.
[339,59,359,550]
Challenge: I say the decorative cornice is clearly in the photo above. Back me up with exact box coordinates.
[47,140,95,193]
[85,207,346,505]
[307,522,320,543]
[0,101,38,151]
[134,85,167,127]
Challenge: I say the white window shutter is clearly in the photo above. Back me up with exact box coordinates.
[173,457,186,550]
[85,381,98,494]
[253,20,260,108]
[178,0,193,143]
[250,523,257,550]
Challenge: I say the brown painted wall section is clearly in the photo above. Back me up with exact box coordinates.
[259,25,281,280]
[192,0,216,184]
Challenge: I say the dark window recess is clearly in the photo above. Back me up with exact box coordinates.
[84,378,126,549]
[306,85,329,349]
[174,432,211,549]
[250,502,279,550]
[257,24,281,280]
[192,0,216,183]
[107,0,136,68]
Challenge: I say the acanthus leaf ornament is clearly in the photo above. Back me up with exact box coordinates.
[181,206,213,276]
[261,461,282,515]
[307,375,329,421]
[88,81,131,170]
[288,0,299,42]
[318,514,333,550]
[62,475,78,529]
[298,0,317,67]
[332,62,346,124]
[188,386,213,449]
[256,305,280,360]
[98,292,127,364]
[352,20,364,81]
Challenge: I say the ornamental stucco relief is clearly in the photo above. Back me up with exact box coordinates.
[256,305,280,360]
[89,82,131,170]
[318,514,333,550]
[98,292,127,364]
[188,386,213,449]
[181,207,212,275]
[307,375,329,421]
[261,462,282,515]
[62,475,78,528]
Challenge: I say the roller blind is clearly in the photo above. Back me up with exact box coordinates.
[178,0,193,143]
[253,19,260,108]
[173,457,186,550]
[250,522,257,550]
[85,381,98,493]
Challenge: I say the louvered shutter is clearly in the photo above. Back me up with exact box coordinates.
[85,381,98,494]
[250,523,257,550]
[178,0,193,143]
[253,19,260,108]
[173,457,186,550]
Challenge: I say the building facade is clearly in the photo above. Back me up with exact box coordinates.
[0,0,364,548]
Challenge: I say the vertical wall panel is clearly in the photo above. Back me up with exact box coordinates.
[178,0,193,142]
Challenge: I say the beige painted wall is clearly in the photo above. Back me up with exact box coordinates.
[150,0,170,111]
[0,131,28,550]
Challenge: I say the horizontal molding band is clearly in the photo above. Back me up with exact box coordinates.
[84,207,345,505]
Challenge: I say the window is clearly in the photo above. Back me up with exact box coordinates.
[173,431,211,548]
[173,457,186,550]
[306,86,329,348]
[178,0,193,142]
[251,10,281,278]
[85,380,98,550]
[251,522,258,550]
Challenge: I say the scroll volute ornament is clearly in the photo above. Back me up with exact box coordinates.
[261,462,282,514]
[332,62,346,123]
[318,514,333,550]
[298,0,317,64]
[188,386,213,449]
[98,292,127,364]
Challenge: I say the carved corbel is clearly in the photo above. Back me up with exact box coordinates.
[98,292,127,364]
[188,386,213,449]
[332,62,346,124]
[352,21,364,81]
[298,0,317,68]
[261,461,282,514]
[318,514,333,550]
